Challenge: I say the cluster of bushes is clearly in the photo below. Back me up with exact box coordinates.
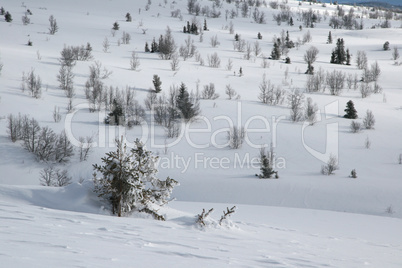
[7,114,74,163]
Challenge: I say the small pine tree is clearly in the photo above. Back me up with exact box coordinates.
[344,100,357,119]
[4,11,12,22]
[152,74,162,93]
[106,99,124,125]
[145,42,150,52]
[203,19,208,31]
[234,33,239,41]
[289,17,294,26]
[257,32,262,40]
[327,31,333,44]
[93,138,178,218]
[0,7,5,15]
[112,21,120,30]
[271,39,281,60]
[346,49,351,65]
[258,154,277,179]
[125,12,132,22]
[383,41,390,51]
[151,38,158,53]
[176,82,199,121]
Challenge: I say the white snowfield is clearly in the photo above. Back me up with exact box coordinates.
[0,0,401,267]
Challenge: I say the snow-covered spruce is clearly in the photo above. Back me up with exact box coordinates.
[93,137,178,219]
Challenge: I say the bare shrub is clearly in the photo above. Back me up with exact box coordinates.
[363,109,375,129]
[207,52,221,68]
[305,97,318,125]
[53,106,61,123]
[40,166,72,187]
[364,136,371,149]
[356,50,367,70]
[48,15,58,35]
[196,208,214,227]
[226,58,233,71]
[201,83,219,99]
[79,136,94,161]
[360,82,372,98]
[321,154,338,175]
[350,120,361,133]
[225,84,237,100]
[210,35,220,48]
[130,51,140,70]
[227,126,245,149]
[121,31,131,44]
[170,53,180,71]
[24,69,42,98]
[144,91,157,110]
[326,70,345,96]
[287,89,305,122]
[103,37,110,53]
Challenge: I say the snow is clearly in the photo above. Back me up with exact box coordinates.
[0,0,402,266]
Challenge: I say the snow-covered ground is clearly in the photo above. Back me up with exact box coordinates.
[0,0,401,266]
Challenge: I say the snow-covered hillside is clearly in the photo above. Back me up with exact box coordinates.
[0,0,401,266]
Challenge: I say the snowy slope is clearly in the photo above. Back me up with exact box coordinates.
[0,0,402,266]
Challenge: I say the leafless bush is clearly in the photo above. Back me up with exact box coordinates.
[363,110,375,129]
[53,106,61,123]
[227,126,245,149]
[398,154,402,165]
[225,84,237,100]
[207,52,221,68]
[170,53,180,71]
[364,136,371,149]
[356,50,368,70]
[392,47,400,62]
[103,37,110,53]
[326,70,345,96]
[360,82,372,98]
[79,136,94,161]
[302,30,312,44]
[243,42,253,60]
[321,154,338,175]
[210,34,220,48]
[23,69,42,98]
[130,51,140,70]
[254,41,261,57]
[201,83,219,99]
[121,31,131,44]
[233,38,246,52]
[350,120,362,133]
[22,14,30,25]
[179,36,197,60]
[48,15,58,35]
[57,65,75,97]
[40,166,72,187]
[226,58,233,71]
[288,89,305,122]
[145,91,157,110]
[305,97,318,125]
[306,68,326,92]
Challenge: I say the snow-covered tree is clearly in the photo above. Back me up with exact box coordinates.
[93,138,178,219]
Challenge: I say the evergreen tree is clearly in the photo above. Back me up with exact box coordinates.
[346,48,351,65]
[93,138,178,218]
[0,7,5,15]
[344,100,357,119]
[145,42,150,52]
[257,32,262,40]
[271,39,281,60]
[331,38,346,64]
[289,17,294,26]
[327,31,333,44]
[4,11,12,22]
[151,38,158,53]
[106,99,124,125]
[234,33,239,41]
[258,154,277,179]
[152,74,162,93]
[112,21,120,30]
[176,82,199,121]
[125,12,132,22]
[203,19,208,31]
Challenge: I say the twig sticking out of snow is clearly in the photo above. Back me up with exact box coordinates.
[196,208,213,226]
[219,206,236,225]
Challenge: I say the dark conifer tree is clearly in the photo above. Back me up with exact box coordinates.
[327,31,333,44]
[271,39,281,60]
[152,74,162,93]
[344,100,358,119]
[145,42,150,52]
[4,11,12,22]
